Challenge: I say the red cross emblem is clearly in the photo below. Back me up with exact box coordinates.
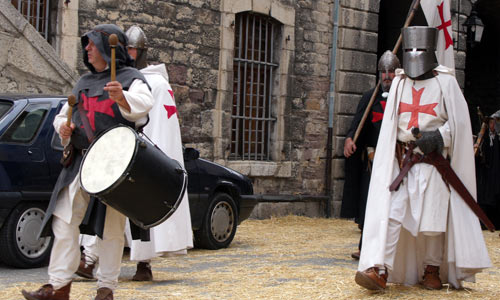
[437,1,453,50]
[164,89,177,119]
[371,100,386,123]
[399,87,438,130]
[164,105,177,119]
[81,94,115,131]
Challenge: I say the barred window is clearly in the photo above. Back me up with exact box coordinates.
[11,0,51,41]
[230,13,280,161]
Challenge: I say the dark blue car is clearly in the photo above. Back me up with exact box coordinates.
[0,94,257,268]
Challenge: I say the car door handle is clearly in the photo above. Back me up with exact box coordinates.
[27,150,33,155]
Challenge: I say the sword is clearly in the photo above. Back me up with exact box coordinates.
[412,128,495,232]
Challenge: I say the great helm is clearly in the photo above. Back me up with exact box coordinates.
[125,25,148,69]
[402,26,438,79]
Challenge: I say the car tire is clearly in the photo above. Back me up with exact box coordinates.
[0,202,53,268]
[194,192,238,250]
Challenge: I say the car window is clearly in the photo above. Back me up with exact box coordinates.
[0,101,12,120]
[51,131,64,151]
[0,103,50,144]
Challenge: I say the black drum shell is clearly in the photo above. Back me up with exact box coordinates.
[80,125,187,229]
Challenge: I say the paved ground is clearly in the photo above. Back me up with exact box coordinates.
[2,216,499,299]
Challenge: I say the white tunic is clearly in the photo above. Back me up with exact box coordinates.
[390,77,451,235]
[126,64,193,261]
[358,66,491,288]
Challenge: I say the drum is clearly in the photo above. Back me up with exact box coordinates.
[80,125,187,229]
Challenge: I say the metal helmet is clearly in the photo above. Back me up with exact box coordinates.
[125,25,148,69]
[378,50,400,73]
[402,26,438,79]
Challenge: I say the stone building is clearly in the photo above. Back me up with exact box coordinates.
[1,0,499,218]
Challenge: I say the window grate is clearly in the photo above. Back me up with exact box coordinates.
[11,0,51,41]
[230,13,279,161]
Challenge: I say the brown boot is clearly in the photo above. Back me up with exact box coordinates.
[132,262,153,281]
[351,250,360,260]
[21,283,71,300]
[75,253,96,279]
[355,267,388,290]
[94,287,113,300]
[421,265,442,290]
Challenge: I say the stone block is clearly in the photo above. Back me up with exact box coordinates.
[455,50,466,71]
[311,10,330,26]
[0,1,28,33]
[222,0,251,13]
[340,0,379,13]
[168,64,187,84]
[334,136,345,157]
[97,0,122,8]
[249,202,323,219]
[333,158,345,179]
[253,0,271,15]
[332,179,344,203]
[340,8,378,32]
[334,115,353,136]
[338,49,377,73]
[80,0,97,10]
[336,93,361,115]
[271,1,295,26]
[339,28,378,52]
[337,71,375,94]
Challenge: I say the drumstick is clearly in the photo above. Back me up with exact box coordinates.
[109,34,118,81]
[66,95,76,126]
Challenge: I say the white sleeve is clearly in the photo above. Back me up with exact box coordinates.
[120,79,154,124]
[54,102,70,146]
[439,122,451,148]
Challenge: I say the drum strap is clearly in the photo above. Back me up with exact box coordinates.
[78,101,95,143]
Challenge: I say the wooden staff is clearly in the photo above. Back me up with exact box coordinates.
[109,34,118,81]
[474,107,488,156]
[66,94,76,125]
[353,0,421,143]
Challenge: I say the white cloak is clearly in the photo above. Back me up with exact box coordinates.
[358,66,491,288]
[126,64,193,260]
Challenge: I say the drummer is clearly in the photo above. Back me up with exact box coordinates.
[21,24,153,300]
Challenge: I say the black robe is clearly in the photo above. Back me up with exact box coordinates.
[477,131,500,229]
[340,88,386,227]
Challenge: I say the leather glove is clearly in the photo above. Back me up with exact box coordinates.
[414,129,444,154]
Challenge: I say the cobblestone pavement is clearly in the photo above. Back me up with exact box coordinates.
[2,216,499,299]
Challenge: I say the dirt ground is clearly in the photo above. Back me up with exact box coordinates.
[4,216,500,299]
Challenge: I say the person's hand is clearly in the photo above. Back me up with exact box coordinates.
[104,81,130,112]
[343,137,357,158]
[60,123,75,140]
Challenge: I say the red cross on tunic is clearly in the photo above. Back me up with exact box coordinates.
[81,94,115,131]
[164,105,177,119]
[164,89,177,119]
[399,87,438,130]
[437,1,453,50]
[371,100,386,123]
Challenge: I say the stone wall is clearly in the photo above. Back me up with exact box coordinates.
[330,0,380,216]
[77,0,333,218]
[0,1,77,95]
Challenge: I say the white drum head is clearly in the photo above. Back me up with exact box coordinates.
[81,126,136,194]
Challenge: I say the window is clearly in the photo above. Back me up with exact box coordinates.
[10,0,51,41]
[0,103,49,143]
[230,12,280,161]
[0,102,13,121]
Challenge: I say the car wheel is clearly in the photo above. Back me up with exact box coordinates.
[194,192,238,250]
[0,202,53,268]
